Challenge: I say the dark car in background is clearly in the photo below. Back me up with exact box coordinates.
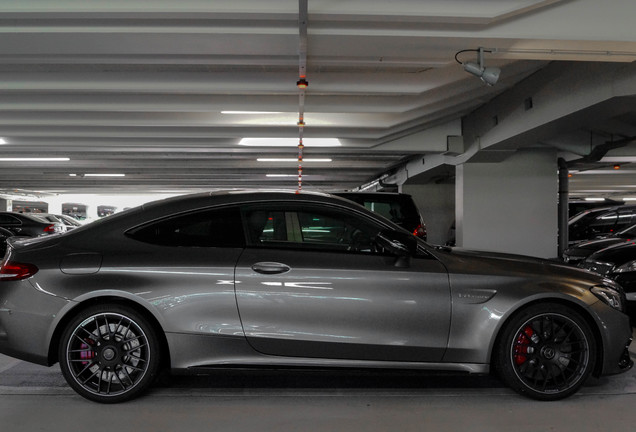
[569,204,636,245]
[0,190,631,403]
[0,212,64,237]
[334,192,427,239]
[579,241,636,317]
[39,213,83,231]
[563,223,636,264]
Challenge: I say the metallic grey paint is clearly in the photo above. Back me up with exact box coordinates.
[0,190,632,399]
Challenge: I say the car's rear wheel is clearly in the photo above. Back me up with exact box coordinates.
[495,303,596,400]
[58,304,160,403]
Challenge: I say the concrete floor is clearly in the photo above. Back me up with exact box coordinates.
[2,335,636,432]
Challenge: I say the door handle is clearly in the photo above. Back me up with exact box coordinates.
[251,262,291,275]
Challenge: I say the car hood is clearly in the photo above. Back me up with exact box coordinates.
[434,246,604,286]
[587,241,636,266]
[566,237,628,254]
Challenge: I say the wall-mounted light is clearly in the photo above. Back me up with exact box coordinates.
[455,47,500,86]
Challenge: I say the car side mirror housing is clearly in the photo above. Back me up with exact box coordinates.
[375,230,417,267]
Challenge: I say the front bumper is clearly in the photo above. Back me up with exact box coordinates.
[588,300,634,376]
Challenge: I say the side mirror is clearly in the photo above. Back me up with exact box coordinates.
[375,230,417,267]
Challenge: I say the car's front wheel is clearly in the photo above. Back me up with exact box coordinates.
[495,303,596,400]
[58,304,161,403]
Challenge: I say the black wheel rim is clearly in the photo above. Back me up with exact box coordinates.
[66,313,151,397]
[510,313,589,395]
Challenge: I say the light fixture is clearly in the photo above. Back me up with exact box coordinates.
[266,174,297,177]
[614,164,621,170]
[257,158,332,162]
[70,173,125,177]
[0,138,6,145]
[585,197,606,202]
[239,138,340,147]
[0,157,70,161]
[221,111,283,115]
[456,47,500,86]
[296,78,309,89]
[624,197,636,201]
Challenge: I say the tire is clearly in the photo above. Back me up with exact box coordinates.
[494,303,596,401]
[58,304,161,403]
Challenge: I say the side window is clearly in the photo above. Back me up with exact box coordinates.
[0,215,20,225]
[588,211,617,235]
[127,206,245,247]
[616,210,635,231]
[244,205,381,253]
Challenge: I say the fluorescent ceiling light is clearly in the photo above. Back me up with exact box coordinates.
[70,173,125,177]
[240,138,341,147]
[584,197,605,201]
[266,174,298,177]
[0,157,69,161]
[0,138,6,144]
[257,158,332,162]
[222,111,283,115]
[624,198,636,201]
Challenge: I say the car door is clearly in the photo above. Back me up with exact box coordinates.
[235,202,451,363]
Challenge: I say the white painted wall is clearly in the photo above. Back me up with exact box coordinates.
[456,148,558,258]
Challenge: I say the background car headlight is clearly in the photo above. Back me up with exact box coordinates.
[614,260,636,273]
[591,286,624,311]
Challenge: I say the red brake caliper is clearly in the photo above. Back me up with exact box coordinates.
[80,340,96,365]
[513,326,535,365]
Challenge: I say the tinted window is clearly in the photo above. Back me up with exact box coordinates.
[244,204,380,253]
[127,207,245,247]
[588,211,617,235]
[0,214,20,225]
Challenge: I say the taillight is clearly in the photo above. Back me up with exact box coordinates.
[413,224,427,239]
[43,224,56,233]
[0,260,39,281]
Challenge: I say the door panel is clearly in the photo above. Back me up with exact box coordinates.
[235,248,451,362]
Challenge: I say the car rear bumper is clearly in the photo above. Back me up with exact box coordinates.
[0,279,69,366]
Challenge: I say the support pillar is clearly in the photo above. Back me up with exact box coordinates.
[456,148,558,258]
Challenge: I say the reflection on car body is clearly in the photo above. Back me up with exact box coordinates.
[0,190,632,403]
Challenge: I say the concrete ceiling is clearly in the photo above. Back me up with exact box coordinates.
[0,0,635,199]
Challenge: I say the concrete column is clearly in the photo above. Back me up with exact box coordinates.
[456,148,558,258]
[401,183,455,246]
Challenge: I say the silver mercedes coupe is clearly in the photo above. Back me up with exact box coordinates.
[0,191,632,403]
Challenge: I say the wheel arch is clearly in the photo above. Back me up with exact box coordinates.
[47,296,171,371]
[489,298,604,377]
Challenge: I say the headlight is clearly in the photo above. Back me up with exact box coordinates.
[614,260,636,273]
[591,286,625,311]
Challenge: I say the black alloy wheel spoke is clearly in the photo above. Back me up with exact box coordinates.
[66,312,152,397]
[512,313,589,395]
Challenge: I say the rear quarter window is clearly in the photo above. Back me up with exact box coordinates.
[126,206,245,248]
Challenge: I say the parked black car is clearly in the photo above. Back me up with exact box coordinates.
[0,212,64,237]
[579,242,636,317]
[0,226,12,256]
[563,223,636,264]
[334,192,427,240]
[569,204,636,245]
[39,213,82,231]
